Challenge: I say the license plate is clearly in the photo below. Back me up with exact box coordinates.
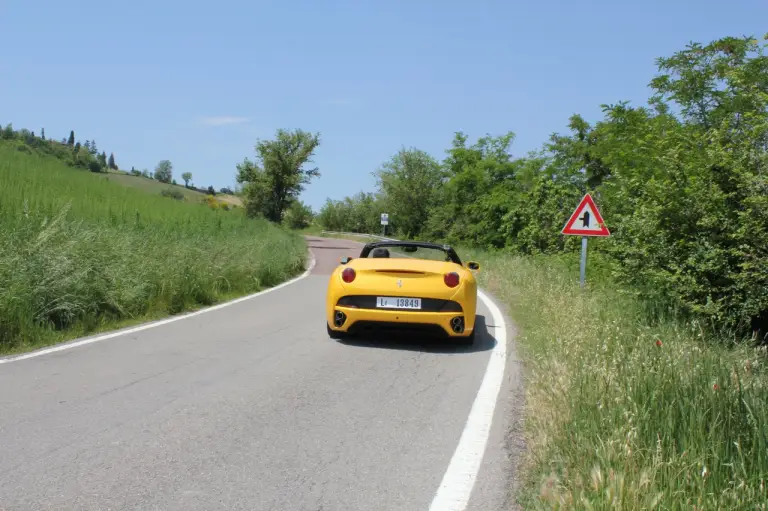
[376,296,421,309]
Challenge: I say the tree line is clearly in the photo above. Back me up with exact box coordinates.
[313,35,768,340]
[4,34,764,337]
[1,125,119,174]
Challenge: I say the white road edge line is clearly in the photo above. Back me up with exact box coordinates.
[429,289,508,511]
[0,252,317,365]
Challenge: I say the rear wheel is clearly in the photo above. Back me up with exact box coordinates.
[327,323,347,340]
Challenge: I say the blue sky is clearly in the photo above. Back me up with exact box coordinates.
[2,0,765,211]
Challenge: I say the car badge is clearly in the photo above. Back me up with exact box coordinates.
[396,279,403,288]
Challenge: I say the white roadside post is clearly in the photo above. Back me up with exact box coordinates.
[561,193,610,288]
[380,213,389,237]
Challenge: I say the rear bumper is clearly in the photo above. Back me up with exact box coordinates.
[328,306,475,338]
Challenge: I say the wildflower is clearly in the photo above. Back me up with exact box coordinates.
[713,383,720,391]
[656,339,663,347]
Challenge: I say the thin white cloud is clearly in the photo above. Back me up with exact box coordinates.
[200,116,250,126]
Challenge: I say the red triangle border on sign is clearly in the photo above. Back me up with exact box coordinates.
[561,193,610,236]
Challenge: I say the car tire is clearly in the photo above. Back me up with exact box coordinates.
[327,323,347,340]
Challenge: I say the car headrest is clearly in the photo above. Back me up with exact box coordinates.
[371,247,390,258]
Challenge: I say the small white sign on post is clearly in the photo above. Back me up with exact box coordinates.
[380,213,389,226]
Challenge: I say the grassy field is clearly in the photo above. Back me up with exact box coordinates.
[467,249,768,509]
[312,228,768,508]
[0,142,305,355]
[96,170,244,207]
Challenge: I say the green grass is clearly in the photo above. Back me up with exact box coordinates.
[95,171,243,206]
[464,248,768,509]
[0,141,306,355]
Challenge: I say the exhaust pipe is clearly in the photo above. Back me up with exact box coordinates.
[451,316,464,333]
[334,310,346,327]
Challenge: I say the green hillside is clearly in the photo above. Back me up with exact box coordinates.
[96,170,244,207]
[0,139,305,354]
[0,123,242,208]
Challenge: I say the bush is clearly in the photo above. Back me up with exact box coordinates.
[161,188,185,201]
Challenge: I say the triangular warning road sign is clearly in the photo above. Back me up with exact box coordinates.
[561,193,610,236]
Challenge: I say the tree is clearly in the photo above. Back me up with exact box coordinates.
[373,147,443,238]
[98,151,107,169]
[41,128,45,141]
[649,35,766,130]
[284,199,314,229]
[108,152,116,170]
[181,172,192,187]
[67,130,75,146]
[207,185,216,196]
[424,132,520,247]
[154,160,173,183]
[236,128,321,222]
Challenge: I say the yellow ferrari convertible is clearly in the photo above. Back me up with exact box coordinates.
[325,240,481,344]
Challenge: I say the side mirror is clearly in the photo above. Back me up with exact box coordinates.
[466,261,480,271]
[340,256,353,264]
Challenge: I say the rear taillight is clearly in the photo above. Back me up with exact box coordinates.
[342,267,356,283]
[444,272,459,288]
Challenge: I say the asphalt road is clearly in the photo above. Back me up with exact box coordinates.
[0,236,522,510]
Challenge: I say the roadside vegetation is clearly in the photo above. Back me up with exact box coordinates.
[472,251,767,509]
[313,35,768,508]
[0,139,306,355]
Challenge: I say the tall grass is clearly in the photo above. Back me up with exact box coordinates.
[0,142,306,354]
[466,248,768,509]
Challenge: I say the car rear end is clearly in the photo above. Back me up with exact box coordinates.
[326,258,477,338]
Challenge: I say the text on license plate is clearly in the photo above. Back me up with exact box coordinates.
[376,296,421,309]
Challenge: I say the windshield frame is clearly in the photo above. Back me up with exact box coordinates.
[359,241,462,265]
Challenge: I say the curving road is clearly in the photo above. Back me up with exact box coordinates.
[0,236,523,510]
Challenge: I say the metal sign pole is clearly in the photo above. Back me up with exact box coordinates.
[580,236,587,288]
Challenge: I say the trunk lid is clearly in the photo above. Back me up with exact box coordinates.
[340,258,461,298]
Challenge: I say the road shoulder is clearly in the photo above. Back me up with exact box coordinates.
[465,288,526,511]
